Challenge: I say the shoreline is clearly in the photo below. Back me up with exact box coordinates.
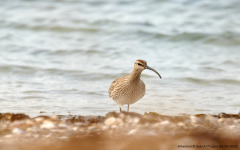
[0,112,240,150]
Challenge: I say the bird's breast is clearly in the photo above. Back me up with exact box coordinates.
[111,78,145,105]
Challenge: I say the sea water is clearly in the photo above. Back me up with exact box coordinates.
[0,0,240,117]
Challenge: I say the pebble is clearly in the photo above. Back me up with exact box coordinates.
[104,117,116,126]
[58,123,68,128]
[190,115,198,124]
[25,119,35,126]
[132,117,140,124]
[40,121,55,129]
[35,117,44,123]
[10,120,25,129]
[115,118,124,125]
[74,122,84,126]
[177,122,185,127]
[205,115,213,120]
[72,127,78,131]
[127,129,137,135]
[101,125,108,130]
[34,134,39,139]
[88,126,95,130]
[45,134,52,138]
[59,136,68,140]
[119,113,125,119]
[160,120,169,125]
[218,118,224,123]
[51,116,59,120]
[111,125,117,129]
[12,128,25,135]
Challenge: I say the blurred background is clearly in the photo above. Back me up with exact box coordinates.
[0,0,240,117]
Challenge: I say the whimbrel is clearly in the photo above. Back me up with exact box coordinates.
[109,60,161,112]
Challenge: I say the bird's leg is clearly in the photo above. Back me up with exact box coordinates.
[127,104,129,112]
[119,107,122,112]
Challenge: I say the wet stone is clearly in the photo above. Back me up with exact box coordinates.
[34,117,45,123]
[9,120,26,129]
[9,114,30,122]
[12,128,25,135]
[104,117,116,126]
[40,121,56,129]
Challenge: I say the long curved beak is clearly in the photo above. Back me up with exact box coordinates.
[144,65,162,79]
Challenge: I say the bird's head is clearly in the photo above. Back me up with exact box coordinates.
[134,59,162,79]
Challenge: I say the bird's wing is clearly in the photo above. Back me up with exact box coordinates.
[109,77,125,98]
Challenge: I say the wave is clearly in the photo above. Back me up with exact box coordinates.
[4,18,240,47]
[0,64,81,76]
[184,77,240,86]
[8,23,100,33]
[136,30,240,46]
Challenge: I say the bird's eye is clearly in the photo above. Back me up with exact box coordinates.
[137,63,141,66]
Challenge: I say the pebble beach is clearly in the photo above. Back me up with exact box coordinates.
[0,112,240,150]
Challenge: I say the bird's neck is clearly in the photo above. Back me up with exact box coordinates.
[129,69,142,82]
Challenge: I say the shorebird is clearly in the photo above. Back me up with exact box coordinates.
[109,60,161,112]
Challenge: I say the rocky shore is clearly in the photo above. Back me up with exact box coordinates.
[0,112,240,150]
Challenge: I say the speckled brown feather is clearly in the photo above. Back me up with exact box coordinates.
[109,76,126,98]
[109,74,145,106]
